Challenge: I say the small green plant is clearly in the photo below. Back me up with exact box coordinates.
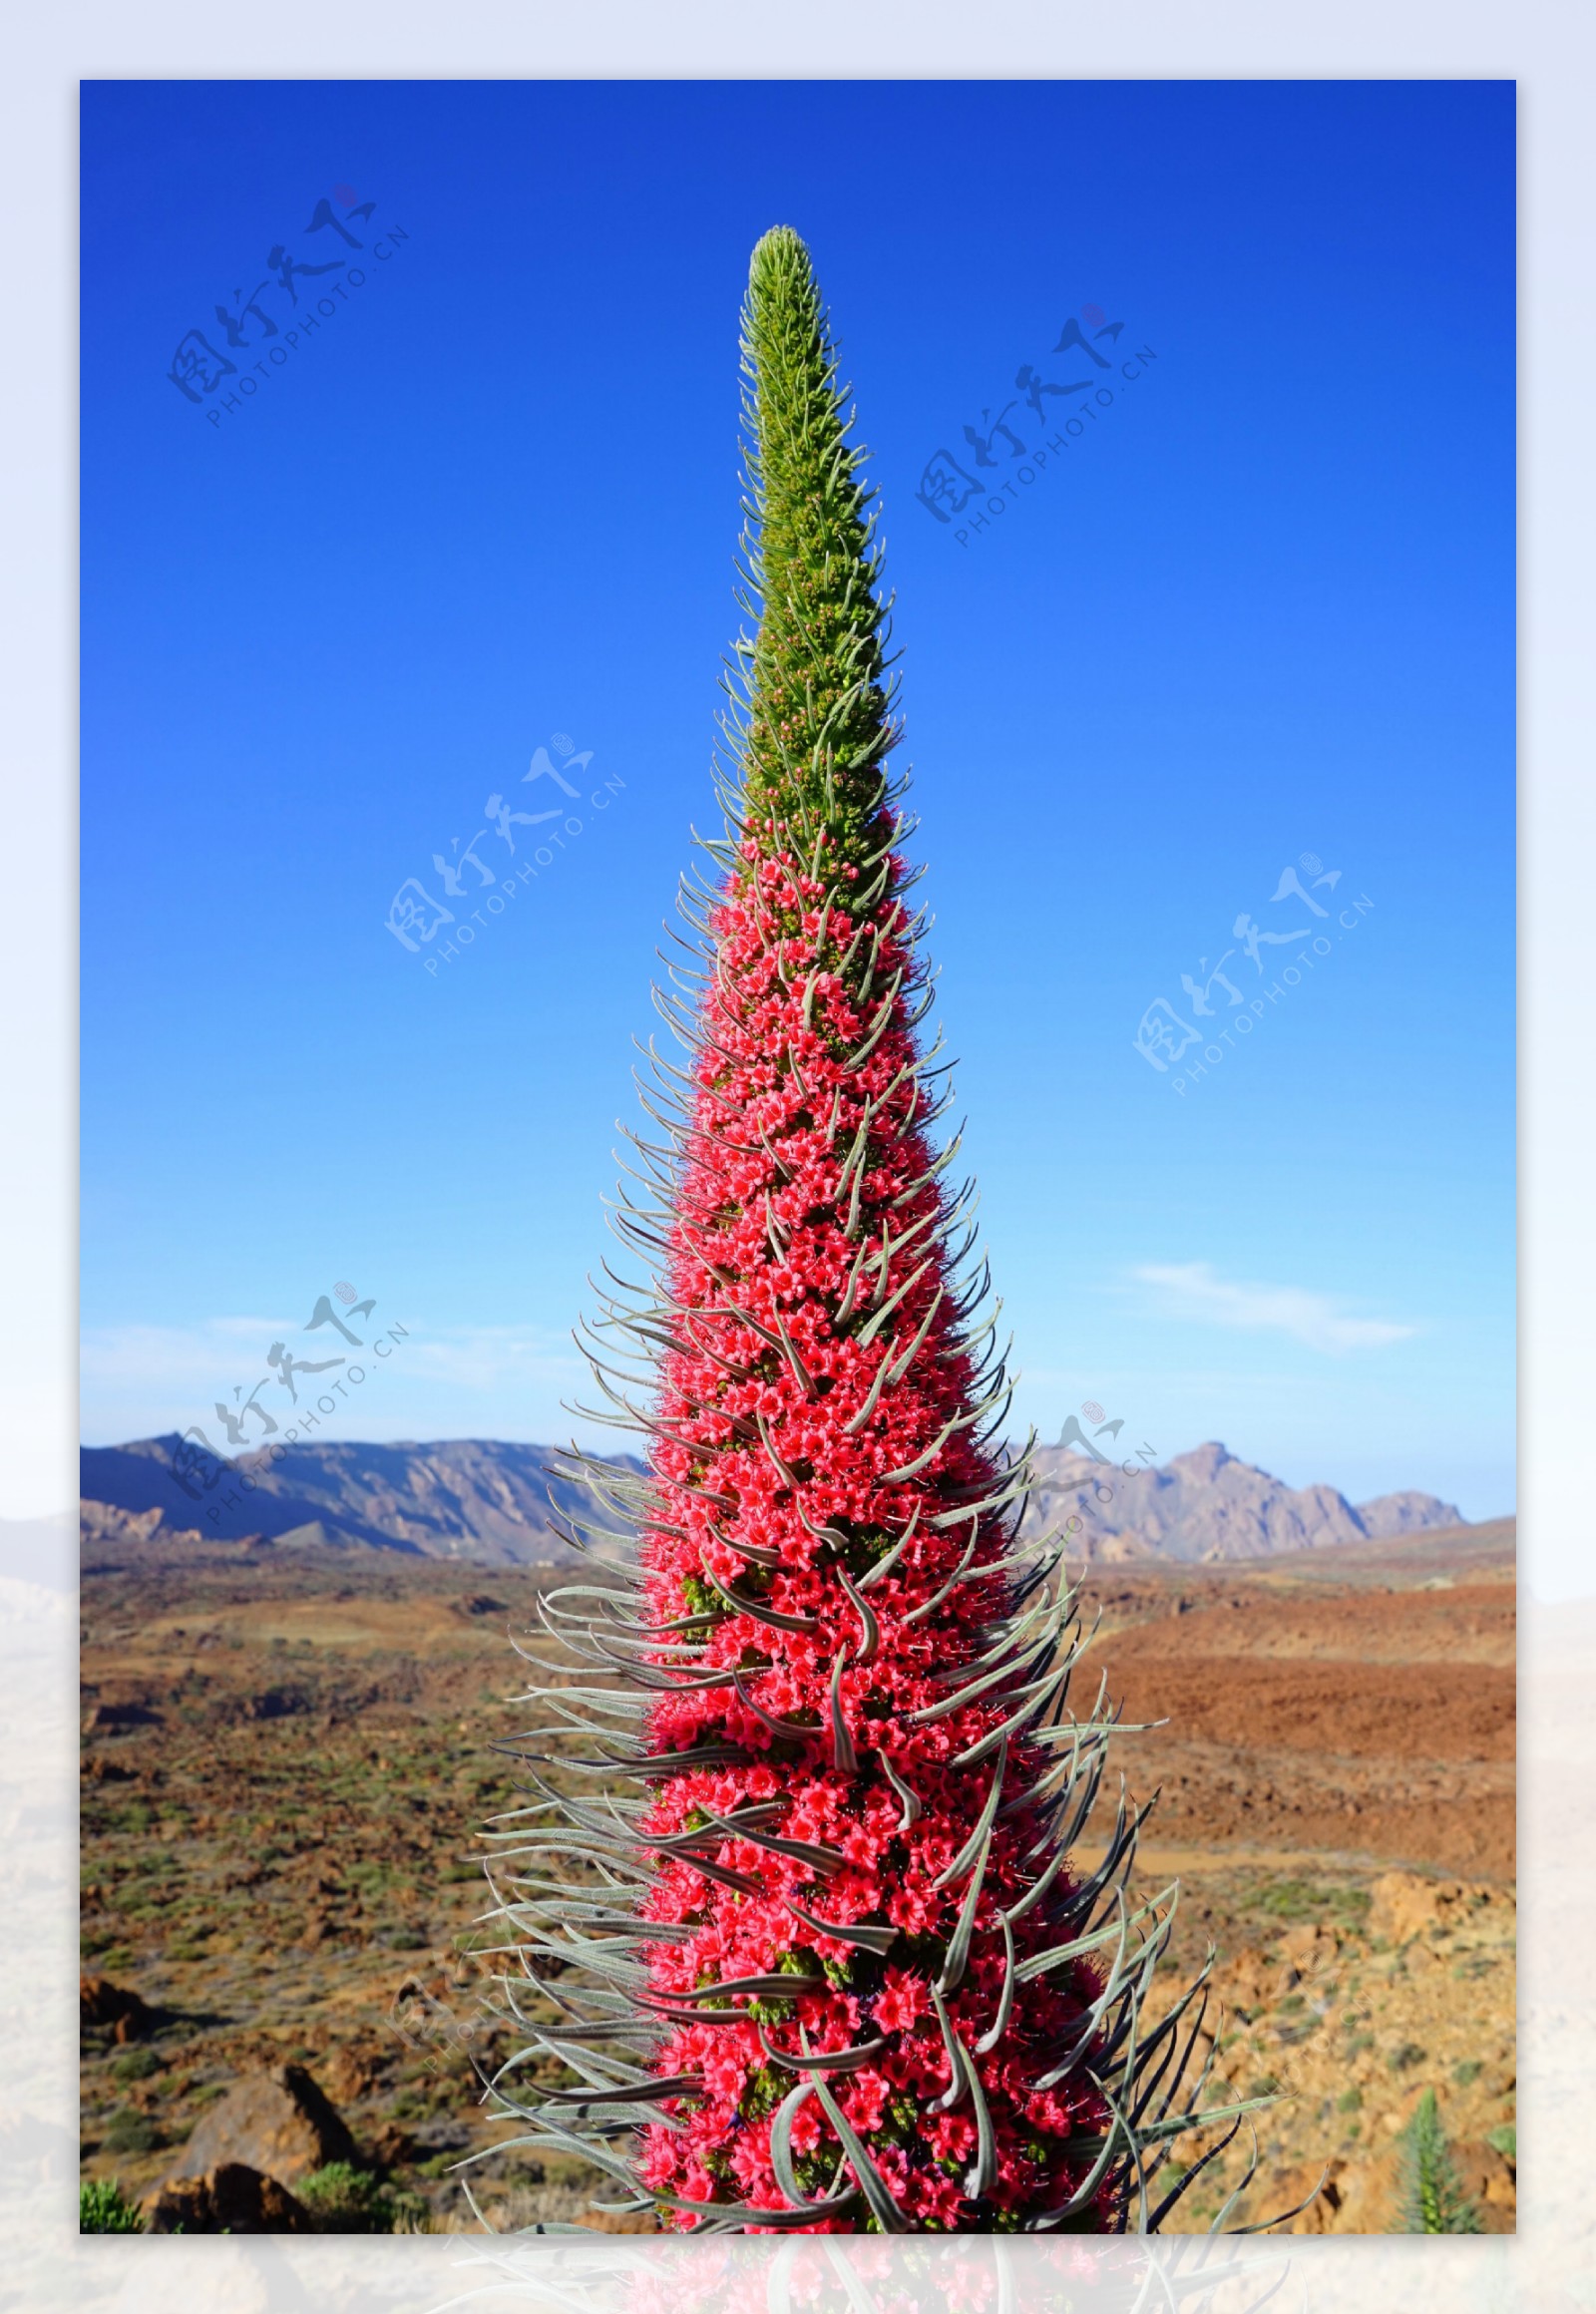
[1337,2087,1363,2114]
[1391,2091,1483,2233]
[295,2161,425,2233]
[110,2048,161,2083]
[1486,2123,1515,2162]
[101,2109,157,2155]
[1256,1876,1368,1927]
[80,2177,145,2232]
[1452,2059,1484,2089]
[1388,2041,1427,2073]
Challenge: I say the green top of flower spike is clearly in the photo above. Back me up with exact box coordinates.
[737,225,895,863]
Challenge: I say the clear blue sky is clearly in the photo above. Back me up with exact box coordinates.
[80,78,1515,1518]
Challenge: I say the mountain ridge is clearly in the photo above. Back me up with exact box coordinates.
[1019,1436,1463,1564]
[81,1432,1468,1570]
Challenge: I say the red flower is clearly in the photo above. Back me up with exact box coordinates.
[494,220,1212,2240]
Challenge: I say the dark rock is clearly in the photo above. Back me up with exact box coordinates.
[241,1687,311,1722]
[144,2162,313,2233]
[83,1701,163,1734]
[83,1753,136,1783]
[369,2121,417,2169]
[80,1975,153,2040]
[173,2063,356,2185]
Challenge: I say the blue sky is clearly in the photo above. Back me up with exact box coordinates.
[80,78,1515,1518]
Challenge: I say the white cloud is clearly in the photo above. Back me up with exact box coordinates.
[79,1318,589,1447]
[1132,1263,1417,1355]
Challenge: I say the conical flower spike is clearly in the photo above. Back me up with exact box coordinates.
[485,224,1267,2235]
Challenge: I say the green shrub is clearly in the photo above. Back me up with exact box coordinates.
[110,2048,161,2083]
[1452,2059,1484,2088]
[1486,2123,1515,2162]
[1337,2087,1363,2114]
[80,2176,145,2231]
[101,2109,157,2155]
[295,2161,425,2233]
[1391,2090,1483,2233]
[1257,1880,1315,1920]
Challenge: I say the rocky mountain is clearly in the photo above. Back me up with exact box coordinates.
[79,1434,639,1568]
[1018,1438,1463,1565]
[1356,1489,1468,1541]
[81,1432,1466,1570]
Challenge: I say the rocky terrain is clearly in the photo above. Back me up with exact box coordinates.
[1084,1521,1516,2232]
[79,1433,1472,1571]
[78,1511,1514,2234]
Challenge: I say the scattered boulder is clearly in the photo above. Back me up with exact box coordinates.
[1262,2153,1397,2233]
[83,1701,163,1735]
[1369,1870,1484,1947]
[80,1975,153,2043]
[369,2121,417,2170]
[240,1687,311,1722]
[82,1753,136,1784]
[1276,1920,1343,1991]
[173,2063,356,2186]
[323,2046,383,2105]
[143,2161,313,2233]
[1451,2137,1517,2229]
[1260,2156,1351,2234]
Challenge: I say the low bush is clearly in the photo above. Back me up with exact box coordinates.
[80,2177,144,2232]
[295,2161,427,2234]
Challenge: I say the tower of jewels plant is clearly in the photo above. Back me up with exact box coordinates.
[479,226,1273,2233]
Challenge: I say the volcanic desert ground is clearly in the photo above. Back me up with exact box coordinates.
[79,1514,1515,2233]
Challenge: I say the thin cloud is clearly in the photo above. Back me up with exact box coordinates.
[1133,1263,1417,1355]
[78,1318,585,1445]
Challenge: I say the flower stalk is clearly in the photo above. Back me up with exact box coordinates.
[479,224,1268,2235]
